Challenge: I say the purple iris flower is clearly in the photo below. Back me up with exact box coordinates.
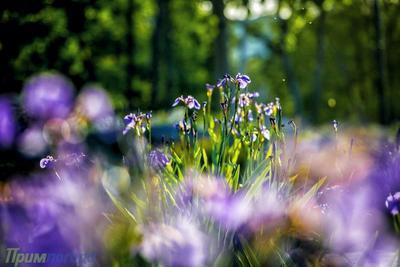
[238,94,250,107]
[22,73,75,120]
[146,111,152,120]
[256,102,274,116]
[249,92,259,98]
[385,192,400,215]
[236,92,258,108]
[216,74,233,88]
[205,83,214,91]
[265,102,274,116]
[0,97,16,148]
[235,73,251,89]
[123,112,148,135]
[148,150,169,170]
[172,95,201,110]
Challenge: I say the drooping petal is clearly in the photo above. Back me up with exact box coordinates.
[172,96,183,107]
[123,113,134,125]
[193,99,201,110]
[240,74,251,83]
[216,79,225,88]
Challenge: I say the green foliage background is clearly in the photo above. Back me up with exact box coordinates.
[1,0,399,124]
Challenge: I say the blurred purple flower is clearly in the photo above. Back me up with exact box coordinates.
[22,73,75,120]
[238,94,250,108]
[47,150,87,170]
[216,74,233,88]
[172,95,201,110]
[205,192,251,230]
[321,185,386,253]
[3,173,106,266]
[146,111,152,120]
[265,103,274,116]
[385,192,400,215]
[260,126,270,140]
[0,97,16,148]
[236,92,258,108]
[366,143,400,211]
[77,86,113,121]
[243,188,285,234]
[255,102,274,116]
[17,125,47,157]
[140,219,206,267]
[235,73,251,89]
[148,150,169,170]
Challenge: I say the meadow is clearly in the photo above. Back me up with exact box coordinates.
[1,72,399,266]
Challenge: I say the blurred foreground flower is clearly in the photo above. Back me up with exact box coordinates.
[3,164,108,266]
[140,219,206,267]
[0,97,16,148]
[386,192,400,215]
[148,150,169,170]
[22,73,75,120]
[17,125,47,157]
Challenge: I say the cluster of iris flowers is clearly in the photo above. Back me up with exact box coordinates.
[1,72,400,266]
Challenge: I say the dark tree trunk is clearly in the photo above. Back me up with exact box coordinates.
[126,0,138,109]
[150,0,173,109]
[372,0,388,124]
[212,0,228,79]
[312,0,326,123]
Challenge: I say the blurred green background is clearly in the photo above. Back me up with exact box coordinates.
[1,0,399,124]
